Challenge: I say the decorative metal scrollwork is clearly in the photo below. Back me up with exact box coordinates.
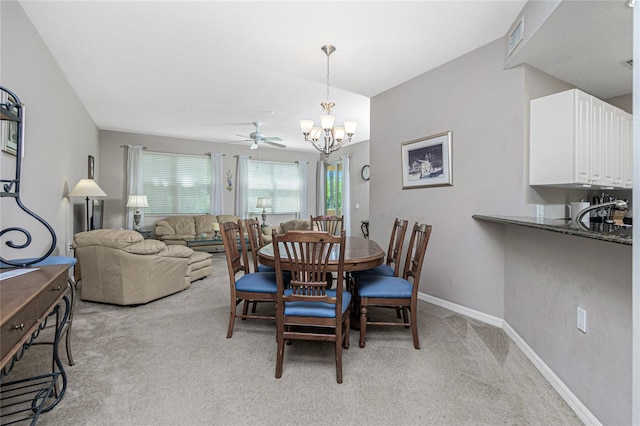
[0,86,57,266]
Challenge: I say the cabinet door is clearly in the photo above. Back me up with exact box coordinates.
[574,91,592,184]
[610,109,624,187]
[621,112,633,188]
[599,102,615,187]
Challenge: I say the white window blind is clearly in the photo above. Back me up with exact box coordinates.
[142,152,211,215]
[248,160,300,214]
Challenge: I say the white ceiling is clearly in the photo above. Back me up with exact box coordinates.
[19,0,529,153]
[507,0,633,101]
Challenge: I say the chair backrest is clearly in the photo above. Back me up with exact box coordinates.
[273,230,346,311]
[222,220,250,279]
[310,215,344,236]
[401,223,433,294]
[245,217,265,272]
[386,218,409,276]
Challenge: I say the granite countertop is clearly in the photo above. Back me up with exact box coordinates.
[472,215,632,246]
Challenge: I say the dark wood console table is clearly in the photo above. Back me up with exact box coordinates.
[0,264,71,425]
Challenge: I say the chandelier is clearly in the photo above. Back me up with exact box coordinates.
[299,45,357,156]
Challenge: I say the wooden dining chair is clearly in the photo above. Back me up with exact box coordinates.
[353,218,408,279]
[357,222,432,349]
[352,218,408,318]
[221,220,277,338]
[273,230,351,384]
[310,215,344,236]
[245,217,273,273]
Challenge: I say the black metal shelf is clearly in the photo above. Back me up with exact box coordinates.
[0,299,70,426]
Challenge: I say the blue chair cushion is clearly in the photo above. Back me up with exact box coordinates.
[357,275,413,299]
[235,272,277,293]
[0,256,76,268]
[258,264,275,273]
[351,264,395,279]
[283,289,352,318]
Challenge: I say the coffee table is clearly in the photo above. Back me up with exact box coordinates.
[185,238,225,253]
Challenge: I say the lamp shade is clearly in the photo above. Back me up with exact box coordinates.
[256,197,272,209]
[68,179,107,198]
[126,195,149,208]
[212,222,220,231]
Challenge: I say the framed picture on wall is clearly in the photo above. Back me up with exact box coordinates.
[401,131,452,189]
[88,155,95,179]
[1,91,19,156]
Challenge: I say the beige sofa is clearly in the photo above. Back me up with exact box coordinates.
[73,229,212,305]
[261,219,311,244]
[154,214,242,248]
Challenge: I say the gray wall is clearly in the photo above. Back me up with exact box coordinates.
[0,1,98,260]
[371,39,526,318]
[370,38,631,423]
[503,226,631,425]
[99,130,321,231]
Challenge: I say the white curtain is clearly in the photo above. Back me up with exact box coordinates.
[316,160,326,216]
[210,153,224,215]
[298,161,308,219]
[342,155,351,236]
[235,155,249,219]
[126,145,144,230]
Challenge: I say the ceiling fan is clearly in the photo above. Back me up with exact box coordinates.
[236,122,286,150]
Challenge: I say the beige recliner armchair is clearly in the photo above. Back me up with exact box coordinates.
[73,229,207,305]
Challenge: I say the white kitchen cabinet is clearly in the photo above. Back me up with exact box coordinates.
[530,88,632,189]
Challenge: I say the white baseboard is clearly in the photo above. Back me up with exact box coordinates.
[418,292,504,328]
[419,292,601,426]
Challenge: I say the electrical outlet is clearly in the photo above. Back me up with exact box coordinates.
[577,307,587,333]
[67,242,73,251]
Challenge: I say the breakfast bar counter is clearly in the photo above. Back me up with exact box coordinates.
[472,215,632,245]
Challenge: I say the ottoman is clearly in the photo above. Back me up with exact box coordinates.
[188,251,213,282]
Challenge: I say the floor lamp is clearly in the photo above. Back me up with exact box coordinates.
[68,179,107,232]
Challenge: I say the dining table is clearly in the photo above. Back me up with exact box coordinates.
[257,236,385,273]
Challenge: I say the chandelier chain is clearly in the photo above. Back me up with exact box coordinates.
[326,49,330,103]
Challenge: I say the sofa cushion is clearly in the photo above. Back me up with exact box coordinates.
[194,215,219,235]
[73,229,142,250]
[158,245,195,258]
[123,239,168,255]
[154,216,196,238]
[216,214,240,226]
[281,219,311,233]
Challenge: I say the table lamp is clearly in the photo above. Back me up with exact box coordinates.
[68,179,107,232]
[256,197,272,226]
[126,195,149,231]
[212,222,221,239]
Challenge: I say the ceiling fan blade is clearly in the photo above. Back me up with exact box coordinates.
[264,136,282,142]
[265,140,286,148]
[224,139,251,144]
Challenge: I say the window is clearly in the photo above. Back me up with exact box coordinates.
[325,161,343,216]
[248,160,300,214]
[142,152,211,215]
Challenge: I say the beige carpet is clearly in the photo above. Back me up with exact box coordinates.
[4,254,580,425]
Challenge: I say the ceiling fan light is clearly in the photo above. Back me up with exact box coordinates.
[250,142,259,150]
[299,119,315,134]
[344,120,358,135]
[320,114,335,130]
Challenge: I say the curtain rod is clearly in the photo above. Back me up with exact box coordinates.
[121,145,224,157]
